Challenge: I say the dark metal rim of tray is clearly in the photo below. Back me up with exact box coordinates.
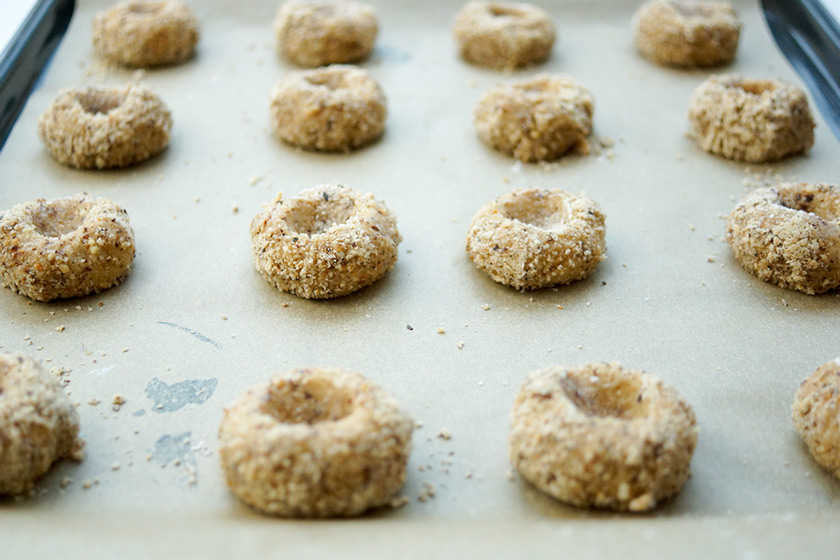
[0,0,75,151]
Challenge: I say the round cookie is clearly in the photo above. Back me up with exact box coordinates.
[453,1,556,70]
[0,193,136,302]
[474,73,594,162]
[633,0,741,68]
[726,183,840,295]
[37,84,172,169]
[0,352,84,495]
[92,0,199,68]
[273,1,378,67]
[250,184,401,299]
[792,358,840,479]
[510,363,698,512]
[688,74,815,163]
[218,367,414,517]
[466,187,606,290]
[269,65,387,152]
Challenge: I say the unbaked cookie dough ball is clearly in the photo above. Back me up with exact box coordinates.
[250,184,401,299]
[466,187,606,290]
[0,193,136,302]
[37,84,172,170]
[92,0,199,68]
[793,359,840,479]
[269,65,386,152]
[633,0,741,67]
[510,363,698,512]
[474,74,594,162]
[688,74,815,163]
[726,183,840,295]
[0,352,84,495]
[453,1,556,70]
[274,1,378,67]
[218,367,413,517]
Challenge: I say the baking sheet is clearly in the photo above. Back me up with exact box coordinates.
[2,0,840,557]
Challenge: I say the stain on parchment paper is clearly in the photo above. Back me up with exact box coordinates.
[157,321,222,349]
[153,432,194,464]
[152,432,198,486]
[376,44,412,63]
[145,377,217,413]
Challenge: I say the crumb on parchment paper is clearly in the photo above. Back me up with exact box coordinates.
[417,482,436,503]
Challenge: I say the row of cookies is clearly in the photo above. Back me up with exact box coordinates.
[89,0,741,71]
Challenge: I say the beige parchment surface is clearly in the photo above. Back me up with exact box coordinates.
[1,0,840,557]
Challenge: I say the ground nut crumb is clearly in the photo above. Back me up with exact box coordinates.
[417,482,436,502]
[389,495,410,508]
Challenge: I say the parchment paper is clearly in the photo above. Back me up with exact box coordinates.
[2,0,840,557]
